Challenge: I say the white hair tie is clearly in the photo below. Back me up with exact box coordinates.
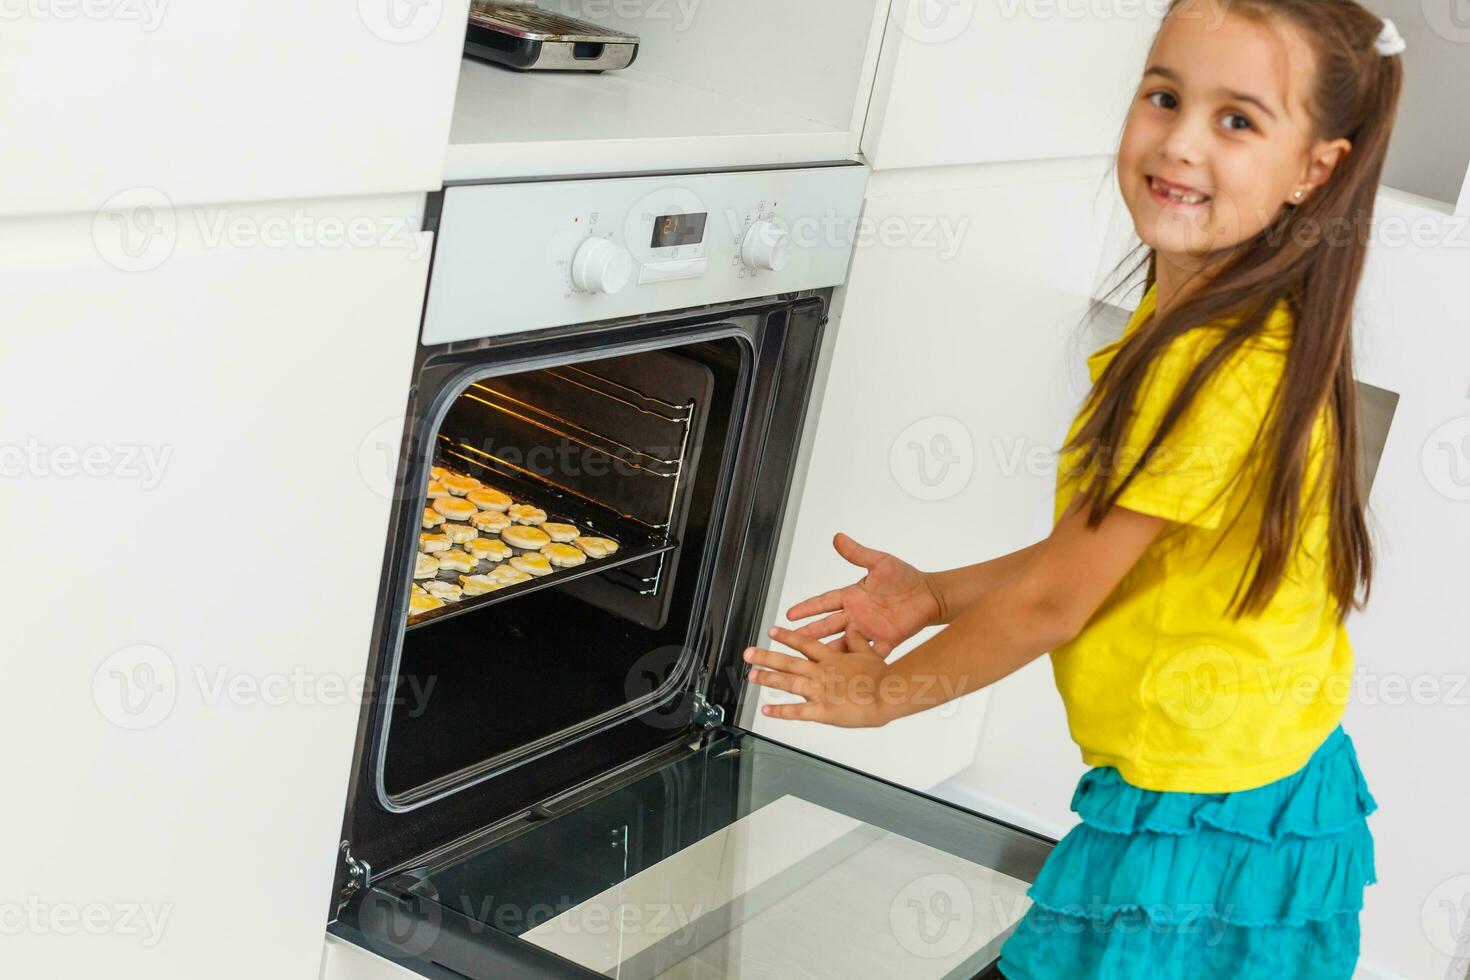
[1374,17,1406,56]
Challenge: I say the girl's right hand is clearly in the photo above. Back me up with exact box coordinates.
[784,533,942,657]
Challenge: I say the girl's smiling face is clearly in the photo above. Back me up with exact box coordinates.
[1118,0,1350,270]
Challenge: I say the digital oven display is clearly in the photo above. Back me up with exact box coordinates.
[651,212,708,248]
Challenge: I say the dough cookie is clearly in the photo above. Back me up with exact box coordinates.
[490,565,533,586]
[409,593,445,614]
[469,509,511,533]
[442,523,477,545]
[436,549,476,574]
[419,533,451,554]
[459,574,503,597]
[510,553,553,577]
[542,522,579,542]
[433,496,477,522]
[574,536,619,559]
[500,525,551,550]
[541,543,586,568]
[508,504,547,526]
[466,537,513,562]
[423,580,463,601]
[442,474,482,496]
[467,488,513,512]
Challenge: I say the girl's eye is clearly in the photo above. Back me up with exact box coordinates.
[1222,112,1254,132]
[1146,91,1177,110]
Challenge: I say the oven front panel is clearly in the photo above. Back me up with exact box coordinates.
[337,294,832,901]
[421,164,868,344]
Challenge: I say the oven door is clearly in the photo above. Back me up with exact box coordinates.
[334,294,1055,978]
[336,725,1049,980]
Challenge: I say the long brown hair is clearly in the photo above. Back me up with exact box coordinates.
[1069,0,1403,619]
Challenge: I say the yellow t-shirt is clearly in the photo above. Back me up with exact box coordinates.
[1050,282,1350,793]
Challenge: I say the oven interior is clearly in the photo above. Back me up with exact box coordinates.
[380,335,748,807]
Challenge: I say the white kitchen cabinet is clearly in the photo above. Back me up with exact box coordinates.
[445,0,889,180]
[0,5,468,217]
[0,196,431,980]
[1322,188,1470,979]
[321,934,423,980]
[753,158,1121,790]
[862,0,1161,170]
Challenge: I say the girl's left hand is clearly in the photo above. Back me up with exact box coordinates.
[744,626,896,728]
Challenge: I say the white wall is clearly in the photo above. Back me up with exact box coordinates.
[1372,0,1470,211]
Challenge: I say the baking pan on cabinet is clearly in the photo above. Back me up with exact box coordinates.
[465,2,639,72]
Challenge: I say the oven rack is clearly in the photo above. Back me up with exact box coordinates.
[407,456,677,630]
[439,369,694,535]
[457,382,684,480]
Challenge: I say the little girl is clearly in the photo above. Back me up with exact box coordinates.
[742,0,1402,975]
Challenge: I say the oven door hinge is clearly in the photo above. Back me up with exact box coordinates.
[689,691,725,729]
[340,840,372,897]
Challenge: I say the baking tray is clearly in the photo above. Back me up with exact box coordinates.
[406,454,676,630]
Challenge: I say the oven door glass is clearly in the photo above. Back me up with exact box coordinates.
[354,729,1050,979]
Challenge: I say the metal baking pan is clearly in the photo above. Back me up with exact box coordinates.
[465,2,640,72]
[407,458,675,629]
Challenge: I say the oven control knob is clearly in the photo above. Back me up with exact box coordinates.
[571,237,633,295]
[741,221,791,273]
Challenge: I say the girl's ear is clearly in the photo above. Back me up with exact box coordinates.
[1293,137,1352,204]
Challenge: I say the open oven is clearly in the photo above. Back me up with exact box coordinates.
[328,166,1053,979]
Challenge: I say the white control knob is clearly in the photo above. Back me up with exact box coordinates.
[740,220,791,273]
[571,237,633,295]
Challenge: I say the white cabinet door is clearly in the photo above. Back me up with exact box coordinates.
[863,0,1160,170]
[752,160,1118,790]
[321,934,424,980]
[0,196,430,980]
[1324,190,1470,980]
[0,4,468,217]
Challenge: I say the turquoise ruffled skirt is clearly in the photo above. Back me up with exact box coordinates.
[997,726,1377,979]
